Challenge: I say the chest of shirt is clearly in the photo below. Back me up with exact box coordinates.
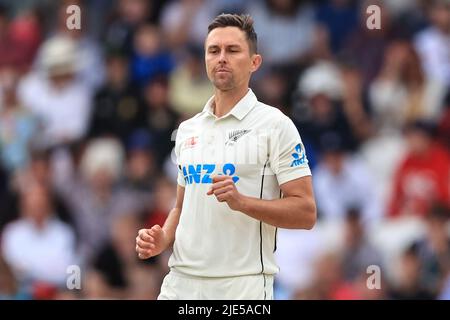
[178,122,272,184]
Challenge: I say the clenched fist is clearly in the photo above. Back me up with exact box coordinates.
[207,175,245,211]
[135,225,168,259]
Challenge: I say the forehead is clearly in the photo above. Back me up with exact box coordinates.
[205,26,247,47]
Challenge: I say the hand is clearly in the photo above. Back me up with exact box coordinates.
[135,225,168,259]
[207,175,245,211]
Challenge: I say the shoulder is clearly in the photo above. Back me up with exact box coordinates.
[174,112,206,143]
[18,72,45,97]
[176,112,202,130]
[414,27,438,47]
[1,220,29,240]
[253,101,291,125]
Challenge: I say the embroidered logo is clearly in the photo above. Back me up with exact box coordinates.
[225,129,251,146]
[290,143,307,167]
[184,136,199,149]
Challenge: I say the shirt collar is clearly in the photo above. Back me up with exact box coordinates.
[202,88,258,121]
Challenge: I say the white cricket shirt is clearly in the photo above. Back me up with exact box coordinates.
[170,89,311,277]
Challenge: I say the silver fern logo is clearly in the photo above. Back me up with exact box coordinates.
[225,129,251,146]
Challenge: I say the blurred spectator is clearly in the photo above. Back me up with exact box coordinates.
[82,268,119,299]
[120,129,157,214]
[7,8,41,70]
[130,23,174,87]
[253,66,291,115]
[313,133,382,225]
[249,0,315,65]
[274,226,325,300]
[0,255,30,299]
[439,270,450,299]
[340,62,373,141]
[369,40,447,130]
[140,176,174,282]
[0,4,40,71]
[54,138,138,264]
[84,213,163,299]
[17,35,92,149]
[414,0,450,86]
[387,243,435,299]
[308,23,334,63]
[341,0,394,88]
[125,263,164,300]
[104,0,152,55]
[331,272,386,300]
[168,44,213,118]
[293,251,344,299]
[364,39,446,206]
[293,61,366,164]
[140,75,180,166]
[1,149,75,234]
[387,0,429,38]
[87,53,144,143]
[88,214,139,299]
[0,162,6,198]
[437,91,450,149]
[413,204,450,296]
[388,120,450,218]
[144,176,175,231]
[42,0,106,91]
[1,182,78,297]
[341,208,383,281]
[114,213,163,299]
[0,66,39,173]
[315,0,359,54]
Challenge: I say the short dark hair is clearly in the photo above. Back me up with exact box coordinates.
[207,13,258,54]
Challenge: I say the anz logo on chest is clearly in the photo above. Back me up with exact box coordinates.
[181,163,239,185]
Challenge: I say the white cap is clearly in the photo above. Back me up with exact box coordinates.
[39,36,80,76]
[298,61,343,100]
[80,138,125,181]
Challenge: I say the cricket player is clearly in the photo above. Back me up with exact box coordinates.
[136,13,316,300]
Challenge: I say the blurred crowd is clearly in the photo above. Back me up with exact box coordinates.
[0,0,449,300]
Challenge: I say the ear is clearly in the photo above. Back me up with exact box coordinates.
[250,54,262,73]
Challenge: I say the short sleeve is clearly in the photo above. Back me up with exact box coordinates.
[269,115,311,186]
[174,128,186,187]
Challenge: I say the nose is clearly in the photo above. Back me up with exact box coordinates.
[218,50,227,64]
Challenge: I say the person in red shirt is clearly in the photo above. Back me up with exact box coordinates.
[388,120,450,218]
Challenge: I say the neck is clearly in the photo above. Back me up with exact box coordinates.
[213,86,249,118]
[31,216,48,231]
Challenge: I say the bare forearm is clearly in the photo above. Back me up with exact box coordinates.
[162,207,182,247]
[240,195,316,229]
